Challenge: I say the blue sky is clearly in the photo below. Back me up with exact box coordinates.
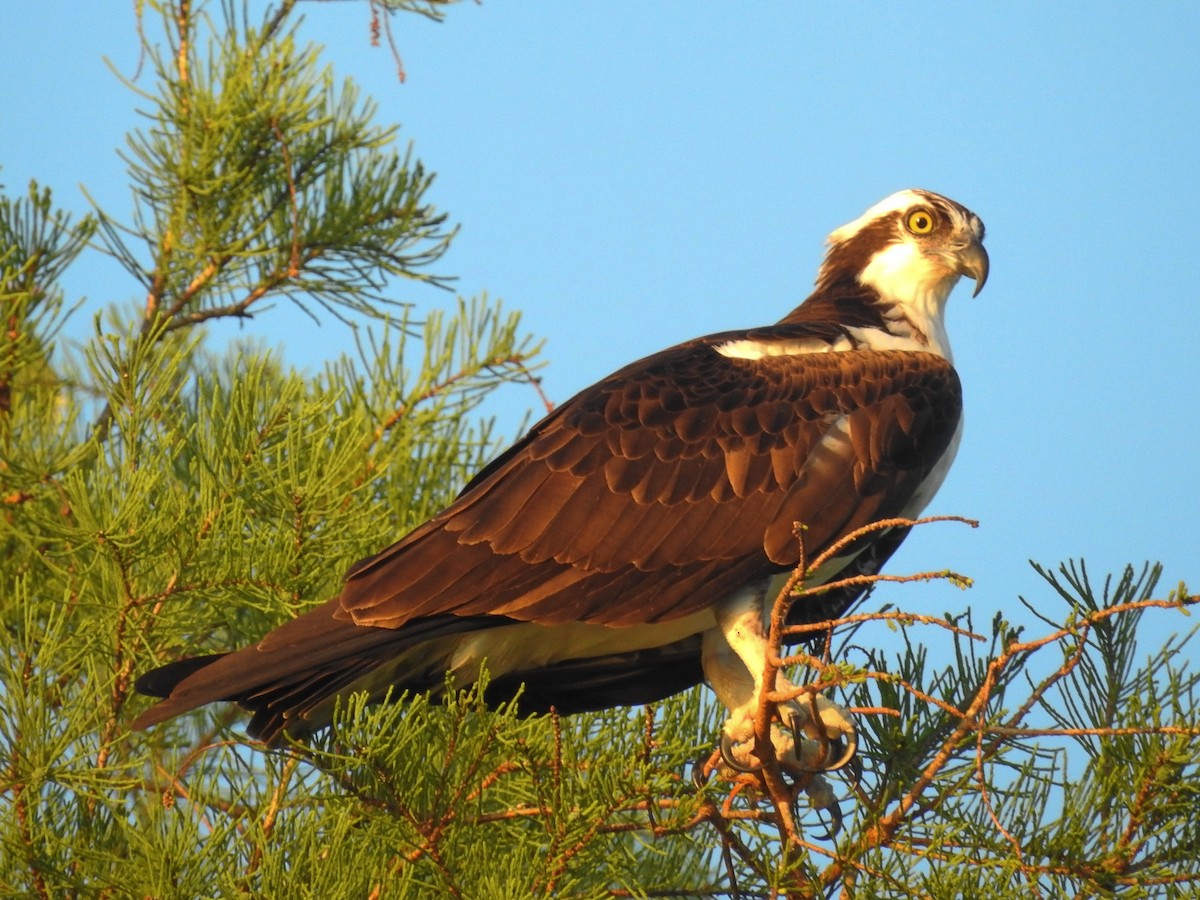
[3,3,1197,647]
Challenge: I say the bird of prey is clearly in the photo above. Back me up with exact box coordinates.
[133,189,987,777]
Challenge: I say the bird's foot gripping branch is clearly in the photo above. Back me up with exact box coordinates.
[719,693,858,779]
[712,693,859,839]
[696,515,979,840]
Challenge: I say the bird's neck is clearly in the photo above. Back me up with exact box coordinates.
[779,273,956,362]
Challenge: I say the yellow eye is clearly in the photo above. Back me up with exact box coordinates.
[906,208,935,234]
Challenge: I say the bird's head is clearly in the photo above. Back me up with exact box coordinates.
[817,189,989,309]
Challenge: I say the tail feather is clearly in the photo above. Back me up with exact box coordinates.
[134,654,229,698]
[130,608,512,741]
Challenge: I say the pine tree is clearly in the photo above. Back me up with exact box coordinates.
[2,3,1197,897]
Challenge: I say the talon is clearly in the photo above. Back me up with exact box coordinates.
[692,755,712,788]
[805,774,844,840]
[843,748,863,786]
[719,733,763,774]
[786,710,806,742]
[823,730,859,774]
[782,711,828,775]
[780,710,859,775]
[789,785,803,826]
[812,798,844,841]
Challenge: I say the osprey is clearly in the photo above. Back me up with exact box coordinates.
[134,189,987,773]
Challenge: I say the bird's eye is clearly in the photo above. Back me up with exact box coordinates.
[906,209,935,235]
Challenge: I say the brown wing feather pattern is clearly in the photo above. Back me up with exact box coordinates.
[132,341,960,738]
[340,346,960,628]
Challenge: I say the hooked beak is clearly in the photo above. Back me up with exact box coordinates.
[952,238,990,297]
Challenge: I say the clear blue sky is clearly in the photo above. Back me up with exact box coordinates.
[3,3,1197,646]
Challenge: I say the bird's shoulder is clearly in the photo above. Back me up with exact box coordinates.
[462,326,960,491]
[343,327,960,581]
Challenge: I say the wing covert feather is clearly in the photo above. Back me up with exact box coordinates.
[340,346,961,629]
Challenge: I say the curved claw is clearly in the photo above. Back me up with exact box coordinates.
[811,798,844,841]
[803,775,844,840]
[779,712,828,775]
[823,730,859,774]
[843,748,864,786]
[719,733,763,774]
[782,711,827,775]
[780,712,859,775]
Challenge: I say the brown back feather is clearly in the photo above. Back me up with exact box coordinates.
[342,347,960,629]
